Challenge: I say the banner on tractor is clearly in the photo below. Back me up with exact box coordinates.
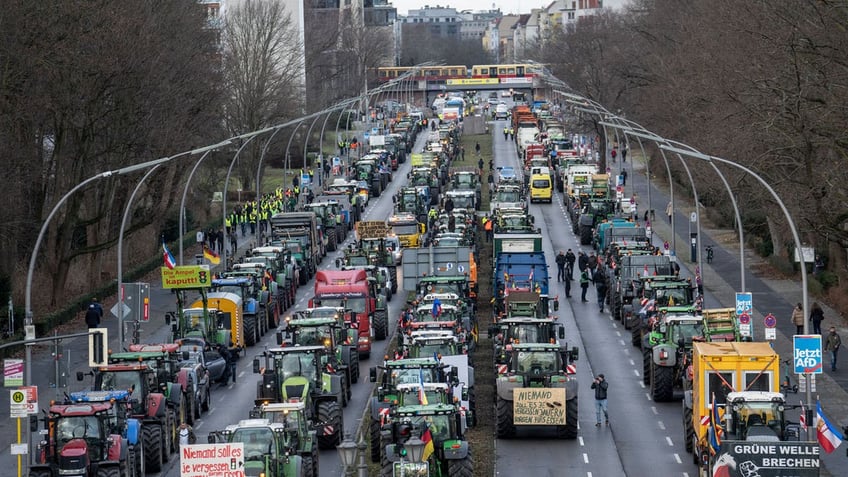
[161,265,212,290]
[512,388,567,425]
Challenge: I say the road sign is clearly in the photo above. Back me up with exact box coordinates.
[111,302,131,319]
[765,327,776,341]
[4,359,23,387]
[793,335,823,375]
[457,265,465,273]
[738,312,752,338]
[180,443,244,477]
[10,389,27,418]
[763,313,777,328]
[797,373,817,392]
[735,292,753,315]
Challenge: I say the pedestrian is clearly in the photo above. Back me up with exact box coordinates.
[666,201,673,224]
[230,233,238,256]
[621,146,628,162]
[580,268,591,302]
[564,272,572,298]
[810,302,824,335]
[477,157,484,174]
[484,216,493,243]
[588,252,598,270]
[825,327,841,371]
[565,249,576,280]
[591,374,609,427]
[216,228,224,254]
[555,251,566,282]
[791,303,804,335]
[578,251,588,272]
[179,423,197,446]
[620,169,627,186]
[475,142,481,156]
[594,268,607,312]
[813,255,825,277]
[85,298,103,329]
[611,148,617,161]
[444,197,454,214]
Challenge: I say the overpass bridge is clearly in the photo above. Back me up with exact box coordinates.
[375,76,550,108]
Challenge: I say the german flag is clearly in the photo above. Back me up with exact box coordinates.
[421,425,434,462]
[203,246,221,265]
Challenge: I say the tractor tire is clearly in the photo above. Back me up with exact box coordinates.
[29,471,51,477]
[202,386,211,412]
[495,396,516,438]
[267,303,278,330]
[142,424,164,472]
[257,309,267,336]
[167,406,179,459]
[373,310,388,341]
[467,388,477,426]
[349,349,360,384]
[683,405,693,453]
[327,231,337,252]
[186,392,197,425]
[642,350,651,385]
[651,363,675,402]
[316,401,342,450]
[302,455,314,477]
[133,440,145,477]
[244,315,257,347]
[370,418,382,463]
[389,268,398,294]
[447,451,474,477]
[632,326,642,348]
[310,443,320,477]
[579,225,593,245]
[96,466,120,477]
[555,397,579,439]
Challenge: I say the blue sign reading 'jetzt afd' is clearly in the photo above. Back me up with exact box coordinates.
[793,335,823,374]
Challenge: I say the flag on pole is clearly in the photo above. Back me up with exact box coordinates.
[203,245,221,265]
[799,401,807,432]
[816,401,843,453]
[162,243,176,270]
[528,267,534,282]
[431,298,442,318]
[421,423,435,462]
[418,368,429,405]
[708,393,722,455]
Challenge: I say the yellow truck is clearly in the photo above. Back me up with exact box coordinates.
[683,342,819,476]
[386,214,426,248]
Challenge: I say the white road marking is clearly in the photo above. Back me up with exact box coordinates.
[633,369,640,377]
[666,436,674,446]
[619,339,625,346]
[639,381,646,388]
[612,323,618,329]
[684,473,690,477]
[629,359,635,366]
[646,392,651,400]
[578,436,584,446]
[616,331,621,337]
[238,371,245,378]
[587,473,593,477]
[652,406,659,415]
[658,421,666,430]
[674,453,682,464]
[209,407,216,414]
[582,453,589,464]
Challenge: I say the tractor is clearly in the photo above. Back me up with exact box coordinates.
[277,313,358,387]
[30,390,143,477]
[248,402,320,477]
[252,346,345,449]
[208,418,308,477]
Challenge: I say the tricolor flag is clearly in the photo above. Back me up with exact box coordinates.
[421,423,435,462]
[431,298,442,318]
[418,367,429,405]
[799,401,807,432]
[203,245,221,265]
[528,267,534,282]
[708,393,722,455]
[816,401,843,454]
[162,243,177,270]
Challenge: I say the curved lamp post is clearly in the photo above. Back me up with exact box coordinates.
[180,147,227,265]
[659,144,811,426]
[221,135,263,269]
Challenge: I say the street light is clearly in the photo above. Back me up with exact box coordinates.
[404,436,426,462]
[659,144,812,434]
[337,435,357,476]
[179,146,229,265]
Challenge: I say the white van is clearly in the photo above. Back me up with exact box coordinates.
[494,103,509,120]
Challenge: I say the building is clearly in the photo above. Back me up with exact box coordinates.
[458,9,502,42]
[484,14,520,63]
[560,0,603,28]
[401,5,462,38]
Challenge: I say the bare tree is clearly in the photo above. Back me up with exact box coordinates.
[222,0,305,191]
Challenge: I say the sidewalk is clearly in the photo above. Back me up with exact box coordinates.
[622,152,847,473]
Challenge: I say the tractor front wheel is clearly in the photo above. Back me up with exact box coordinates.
[316,401,342,450]
[651,363,675,402]
[447,450,474,477]
[372,311,388,341]
[142,424,164,472]
[370,418,382,463]
[495,396,516,438]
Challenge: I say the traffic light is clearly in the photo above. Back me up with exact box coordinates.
[89,328,108,367]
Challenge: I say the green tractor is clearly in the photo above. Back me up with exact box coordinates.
[304,201,344,252]
[379,404,473,477]
[248,245,300,312]
[628,276,696,347]
[208,418,309,477]
[253,346,345,449]
[277,312,359,386]
[494,343,579,440]
[249,402,320,477]
[368,357,458,463]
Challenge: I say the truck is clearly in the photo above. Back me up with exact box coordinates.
[313,269,384,356]
[386,214,426,248]
[494,343,579,439]
[683,342,818,476]
[30,390,143,477]
[269,212,323,280]
[493,252,550,305]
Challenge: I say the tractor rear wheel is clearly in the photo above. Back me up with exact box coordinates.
[96,466,120,477]
[202,386,211,412]
[642,350,651,385]
[316,401,342,450]
[302,455,314,477]
[447,451,474,477]
[373,310,388,341]
[29,471,51,477]
[683,405,694,453]
[495,396,516,438]
[370,418,382,463]
[142,424,164,472]
[244,315,257,347]
[580,225,592,245]
[327,231,337,252]
[632,326,642,348]
[651,363,675,402]
[349,349,360,384]
[556,397,579,439]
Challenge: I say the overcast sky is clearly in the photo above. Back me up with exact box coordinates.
[391,0,628,16]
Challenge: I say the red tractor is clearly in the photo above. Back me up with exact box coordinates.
[30,390,143,477]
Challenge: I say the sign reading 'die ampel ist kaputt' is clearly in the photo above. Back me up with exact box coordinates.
[512,388,567,425]
[180,443,244,477]
[161,265,212,290]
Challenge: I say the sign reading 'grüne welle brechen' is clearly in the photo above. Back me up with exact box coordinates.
[712,442,819,477]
